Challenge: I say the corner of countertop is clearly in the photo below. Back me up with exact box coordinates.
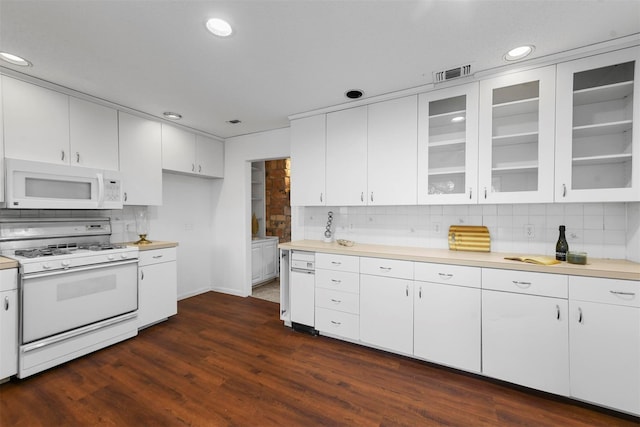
[123,241,179,251]
[0,257,19,270]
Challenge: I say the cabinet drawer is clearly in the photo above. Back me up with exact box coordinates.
[315,308,359,340]
[360,257,413,280]
[315,269,359,293]
[139,247,177,266]
[316,288,359,314]
[316,253,359,273]
[414,262,480,288]
[482,268,567,298]
[570,276,640,308]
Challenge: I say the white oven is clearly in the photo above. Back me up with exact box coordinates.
[4,158,123,209]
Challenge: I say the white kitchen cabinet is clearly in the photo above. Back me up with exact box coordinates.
[138,247,178,329]
[360,257,414,355]
[418,82,479,204]
[568,276,639,415]
[2,76,70,164]
[290,115,326,206]
[0,77,4,202]
[482,269,569,396]
[161,124,223,178]
[196,135,224,178]
[251,237,278,285]
[478,66,556,203]
[118,112,163,206]
[69,97,119,170]
[413,263,481,373]
[0,269,18,382]
[325,106,368,206]
[290,251,315,328]
[367,96,418,205]
[555,47,640,202]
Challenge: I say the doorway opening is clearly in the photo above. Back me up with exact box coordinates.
[251,158,290,302]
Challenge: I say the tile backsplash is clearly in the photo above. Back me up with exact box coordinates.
[297,202,640,262]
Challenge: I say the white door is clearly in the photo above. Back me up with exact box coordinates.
[555,47,640,202]
[138,261,178,328]
[482,290,569,395]
[326,106,368,206]
[360,274,413,355]
[0,287,18,380]
[418,82,479,204]
[196,135,224,177]
[414,282,481,372]
[161,124,196,173]
[251,243,263,284]
[478,66,556,203]
[367,96,418,205]
[290,270,315,327]
[262,239,277,280]
[290,115,326,206]
[69,97,119,170]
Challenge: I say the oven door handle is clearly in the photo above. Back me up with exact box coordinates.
[23,259,138,280]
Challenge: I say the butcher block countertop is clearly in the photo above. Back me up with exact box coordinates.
[0,257,18,270]
[279,240,640,281]
[126,241,179,251]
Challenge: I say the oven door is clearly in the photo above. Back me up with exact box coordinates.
[21,259,138,344]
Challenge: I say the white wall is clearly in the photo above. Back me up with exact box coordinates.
[211,128,290,297]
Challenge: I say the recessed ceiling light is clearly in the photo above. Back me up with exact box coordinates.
[504,45,535,62]
[163,112,182,120]
[345,89,364,99]
[0,52,32,67]
[206,18,233,37]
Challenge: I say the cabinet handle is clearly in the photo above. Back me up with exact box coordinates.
[512,280,531,288]
[484,187,487,199]
[4,296,8,311]
[76,152,80,163]
[320,193,323,203]
[405,285,409,297]
[610,290,636,297]
[61,150,65,161]
[419,286,422,299]
[331,279,342,284]
[556,304,560,320]
[199,165,202,173]
[469,188,472,199]
[562,184,567,197]
[330,298,342,304]
[192,163,195,172]
[124,192,128,202]
[152,255,164,259]
[370,192,374,202]
[379,266,392,271]
[330,320,342,326]
[140,270,144,280]
[331,261,342,266]
[361,192,364,202]
[438,273,453,279]
[578,307,583,323]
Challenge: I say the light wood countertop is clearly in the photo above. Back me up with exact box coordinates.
[125,241,179,251]
[0,257,19,270]
[279,240,640,281]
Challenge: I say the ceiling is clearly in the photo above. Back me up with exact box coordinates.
[0,0,638,140]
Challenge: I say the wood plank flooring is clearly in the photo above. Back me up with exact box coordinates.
[1,291,637,426]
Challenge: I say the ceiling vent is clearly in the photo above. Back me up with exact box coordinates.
[433,64,472,84]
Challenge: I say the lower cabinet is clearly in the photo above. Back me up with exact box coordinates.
[0,269,18,381]
[568,276,640,415]
[138,248,178,329]
[251,237,278,285]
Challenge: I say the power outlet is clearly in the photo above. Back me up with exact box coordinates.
[524,224,535,239]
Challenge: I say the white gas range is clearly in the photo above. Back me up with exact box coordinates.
[0,218,139,378]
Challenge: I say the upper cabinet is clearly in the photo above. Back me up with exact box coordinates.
[118,112,163,206]
[326,106,368,206]
[290,115,326,206]
[161,124,223,178]
[555,47,640,202]
[2,76,119,170]
[368,96,418,205]
[478,66,556,203]
[0,77,4,203]
[418,82,479,204]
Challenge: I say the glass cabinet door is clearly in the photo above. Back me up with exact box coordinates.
[478,66,556,203]
[418,82,478,204]
[555,47,639,202]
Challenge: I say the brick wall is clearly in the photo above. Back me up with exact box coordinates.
[265,158,291,243]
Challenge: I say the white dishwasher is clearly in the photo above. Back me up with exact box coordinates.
[289,251,317,334]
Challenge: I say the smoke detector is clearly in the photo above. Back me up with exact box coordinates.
[433,64,472,84]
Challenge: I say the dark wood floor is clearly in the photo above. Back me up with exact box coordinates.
[1,292,637,426]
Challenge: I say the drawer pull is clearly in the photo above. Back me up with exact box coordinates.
[578,307,583,324]
[609,290,636,297]
[379,266,392,271]
[405,285,409,297]
[419,286,422,299]
[331,279,342,284]
[438,273,453,279]
[152,255,164,259]
[556,305,560,320]
[330,298,342,304]
[512,281,532,288]
[330,320,342,326]
[331,261,342,265]
[4,296,8,311]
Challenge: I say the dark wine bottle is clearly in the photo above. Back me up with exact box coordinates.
[556,225,568,261]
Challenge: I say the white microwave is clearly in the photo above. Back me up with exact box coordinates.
[4,158,123,210]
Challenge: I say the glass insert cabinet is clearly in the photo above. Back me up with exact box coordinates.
[555,47,639,202]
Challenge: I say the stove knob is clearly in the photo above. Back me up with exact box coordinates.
[42,263,52,270]
[107,254,115,261]
[121,253,129,259]
[61,260,71,268]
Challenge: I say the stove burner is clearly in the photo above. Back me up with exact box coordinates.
[15,248,73,258]
[78,243,127,251]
